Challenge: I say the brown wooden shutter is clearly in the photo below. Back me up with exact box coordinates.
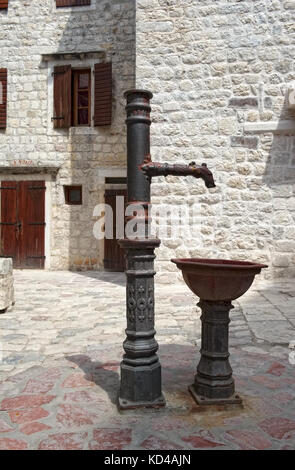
[0,68,7,129]
[53,65,72,129]
[56,0,91,7]
[0,1,8,9]
[94,62,112,127]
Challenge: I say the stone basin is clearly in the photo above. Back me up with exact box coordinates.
[171,258,268,301]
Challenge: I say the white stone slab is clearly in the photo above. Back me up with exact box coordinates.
[0,258,14,312]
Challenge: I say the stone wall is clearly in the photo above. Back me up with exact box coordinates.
[136,0,295,280]
[0,0,135,270]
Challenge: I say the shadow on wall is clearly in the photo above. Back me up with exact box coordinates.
[259,91,295,275]
[262,95,295,188]
[48,0,135,271]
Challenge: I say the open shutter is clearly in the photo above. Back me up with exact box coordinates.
[53,65,71,129]
[94,62,112,127]
[0,1,8,9]
[0,68,7,129]
[56,0,91,7]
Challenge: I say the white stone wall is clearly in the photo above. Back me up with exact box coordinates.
[0,0,135,270]
[136,0,295,280]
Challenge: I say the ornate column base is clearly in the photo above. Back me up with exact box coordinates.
[189,299,243,406]
[119,359,166,410]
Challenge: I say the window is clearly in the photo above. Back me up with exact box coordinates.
[72,69,91,126]
[52,62,112,129]
[64,186,82,205]
[56,0,91,7]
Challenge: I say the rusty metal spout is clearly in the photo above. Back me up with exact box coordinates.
[140,161,216,188]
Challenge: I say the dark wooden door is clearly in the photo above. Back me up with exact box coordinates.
[0,181,46,268]
[104,189,127,272]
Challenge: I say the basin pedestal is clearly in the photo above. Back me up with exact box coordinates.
[172,258,268,406]
[189,299,242,405]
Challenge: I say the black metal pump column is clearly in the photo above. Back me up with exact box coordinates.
[118,90,165,410]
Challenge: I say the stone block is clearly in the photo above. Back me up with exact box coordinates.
[231,136,259,149]
[0,258,14,312]
[229,97,258,108]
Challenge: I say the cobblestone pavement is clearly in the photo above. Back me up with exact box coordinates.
[0,270,295,450]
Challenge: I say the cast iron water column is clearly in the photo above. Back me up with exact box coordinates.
[118,90,215,410]
[118,90,164,409]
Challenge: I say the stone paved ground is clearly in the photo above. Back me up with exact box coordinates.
[0,270,295,450]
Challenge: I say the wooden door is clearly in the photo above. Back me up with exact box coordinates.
[104,189,126,272]
[0,181,46,268]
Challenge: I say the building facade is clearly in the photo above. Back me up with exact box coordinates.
[0,0,135,270]
[1,0,295,280]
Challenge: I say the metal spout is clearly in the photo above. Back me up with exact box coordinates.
[140,161,216,188]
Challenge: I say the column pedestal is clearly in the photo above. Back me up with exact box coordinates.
[118,238,165,410]
[189,300,242,406]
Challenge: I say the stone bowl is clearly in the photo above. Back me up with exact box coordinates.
[171,258,268,301]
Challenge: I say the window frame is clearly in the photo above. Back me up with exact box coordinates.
[50,59,112,132]
[72,68,91,127]
[56,0,91,8]
[64,185,83,205]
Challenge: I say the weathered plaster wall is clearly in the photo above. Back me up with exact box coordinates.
[0,0,135,269]
[136,0,295,280]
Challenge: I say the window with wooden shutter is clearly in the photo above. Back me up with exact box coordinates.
[53,65,72,129]
[94,63,112,127]
[0,68,7,129]
[56,0,91,7]
[0,1,8,9]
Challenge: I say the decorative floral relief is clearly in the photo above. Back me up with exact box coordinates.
[127,285,136,323]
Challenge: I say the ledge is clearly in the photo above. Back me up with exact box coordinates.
[0,164,61,175]
[41,49,106,62]
[244,120,295,134]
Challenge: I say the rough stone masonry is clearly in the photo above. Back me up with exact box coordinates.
[136,0,295,281]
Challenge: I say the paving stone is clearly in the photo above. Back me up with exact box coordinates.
[0,418,14,433]
[181,432,225,449]
[1,271,295,450]
[20,421,52,436]
[140,436,185,450]
[62,373,94,389]
[267,362,286,376]
[89,428,132,450]
[56,404,99,428]
[247,321,295,344]
[0,438,28,450]
[9,407,50,424]
[1,395,56,411]
[224,429,272,450]
[259,417,295,440]
[38,432,87,450]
